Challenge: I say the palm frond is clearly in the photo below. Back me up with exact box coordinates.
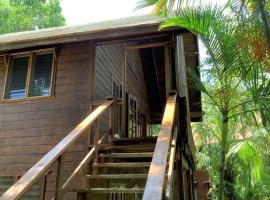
[135,0,191,16]
[134,0,159,11]
[160,5,240,77]
[188,68,210,96]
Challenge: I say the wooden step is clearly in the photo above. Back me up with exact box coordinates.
[92,162,151,168]
[112,137,157,145]
[86,174,148,179]
[89,188,145,193]
[99,152,153,158]
[101,144,155,151]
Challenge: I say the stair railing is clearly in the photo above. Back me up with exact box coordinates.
[142,92,178,200]
[0,97,116,200]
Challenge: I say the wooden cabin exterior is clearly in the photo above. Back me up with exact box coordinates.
[0,15,201,200]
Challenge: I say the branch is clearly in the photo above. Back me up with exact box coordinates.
[228,97,270,111]
[227,109,260,120]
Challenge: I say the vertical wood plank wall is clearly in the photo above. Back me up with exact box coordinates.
[0,41,95,199]
[126,50,150,115]
[95,43,150,135]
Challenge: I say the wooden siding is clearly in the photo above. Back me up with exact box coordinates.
[0,42,95,199]
[126,50,150,114]
[95,43,123,100]
[95,43,150,136]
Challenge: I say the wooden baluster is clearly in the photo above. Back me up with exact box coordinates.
[55,155,64,200]
[92,119,100,176]
[109,100,115,134]
[165,126,177,200]
[88,105,93,148]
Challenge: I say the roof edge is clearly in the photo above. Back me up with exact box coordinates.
[0,14,163,52]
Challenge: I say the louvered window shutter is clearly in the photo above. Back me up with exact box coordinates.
[5,56,29,99]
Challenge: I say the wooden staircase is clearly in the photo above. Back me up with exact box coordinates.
[85,137,157,199]
[0,93,179,200]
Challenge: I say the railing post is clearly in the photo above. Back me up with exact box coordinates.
[107,97,115,133]
[108,96,115,142]
[93,119,100,176]
[55,155,64,200]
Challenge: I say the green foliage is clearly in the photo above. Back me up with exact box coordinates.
[0,0,65,34]
[150,124,161,136]
[137,0,270,199]
[135,0,270,200]
[135,0,192,17]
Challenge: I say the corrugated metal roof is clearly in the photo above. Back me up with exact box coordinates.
[0,14,162,51]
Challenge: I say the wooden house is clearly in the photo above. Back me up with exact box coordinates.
[0,15,201,200]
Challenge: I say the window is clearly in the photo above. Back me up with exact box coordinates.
[4,50,55,100]
[112,79,122,98]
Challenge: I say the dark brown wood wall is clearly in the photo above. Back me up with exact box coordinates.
[0,41,95,199]
[126,50,150,115]
[95,43,150,132]
[95,43,123,100]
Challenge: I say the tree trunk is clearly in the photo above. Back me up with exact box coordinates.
[256,0,270,52]
[218,111,229,200]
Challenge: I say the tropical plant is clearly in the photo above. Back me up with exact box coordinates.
[136,0,270,199]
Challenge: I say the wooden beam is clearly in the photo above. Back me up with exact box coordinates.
[121,49,127,137]
[142,94,176,200]
[152,47,163,110]
[125,42,168,50]
[164,46,171,98]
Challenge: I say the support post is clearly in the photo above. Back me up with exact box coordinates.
[55,155,64,200]
[109,98,115,134]
[93,119,100,176]
[165,46,171,98]
[121,50,127,137]
[178,152,185,200]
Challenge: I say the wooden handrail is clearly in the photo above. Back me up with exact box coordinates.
[0,99,114,200]
[142,94,177,200]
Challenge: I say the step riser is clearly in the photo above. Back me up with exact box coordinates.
[86,174,148,179]
[90,189,144,193]
[93,163,151,168]
[99,153,153,158]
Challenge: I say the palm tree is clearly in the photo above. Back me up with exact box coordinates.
[136,0,270,199]
[159,5,246,199]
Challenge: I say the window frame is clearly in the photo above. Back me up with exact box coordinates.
[111,77,122,98]
[2,48,56,102]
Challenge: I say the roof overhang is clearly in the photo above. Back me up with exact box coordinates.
[0,15,166,52]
